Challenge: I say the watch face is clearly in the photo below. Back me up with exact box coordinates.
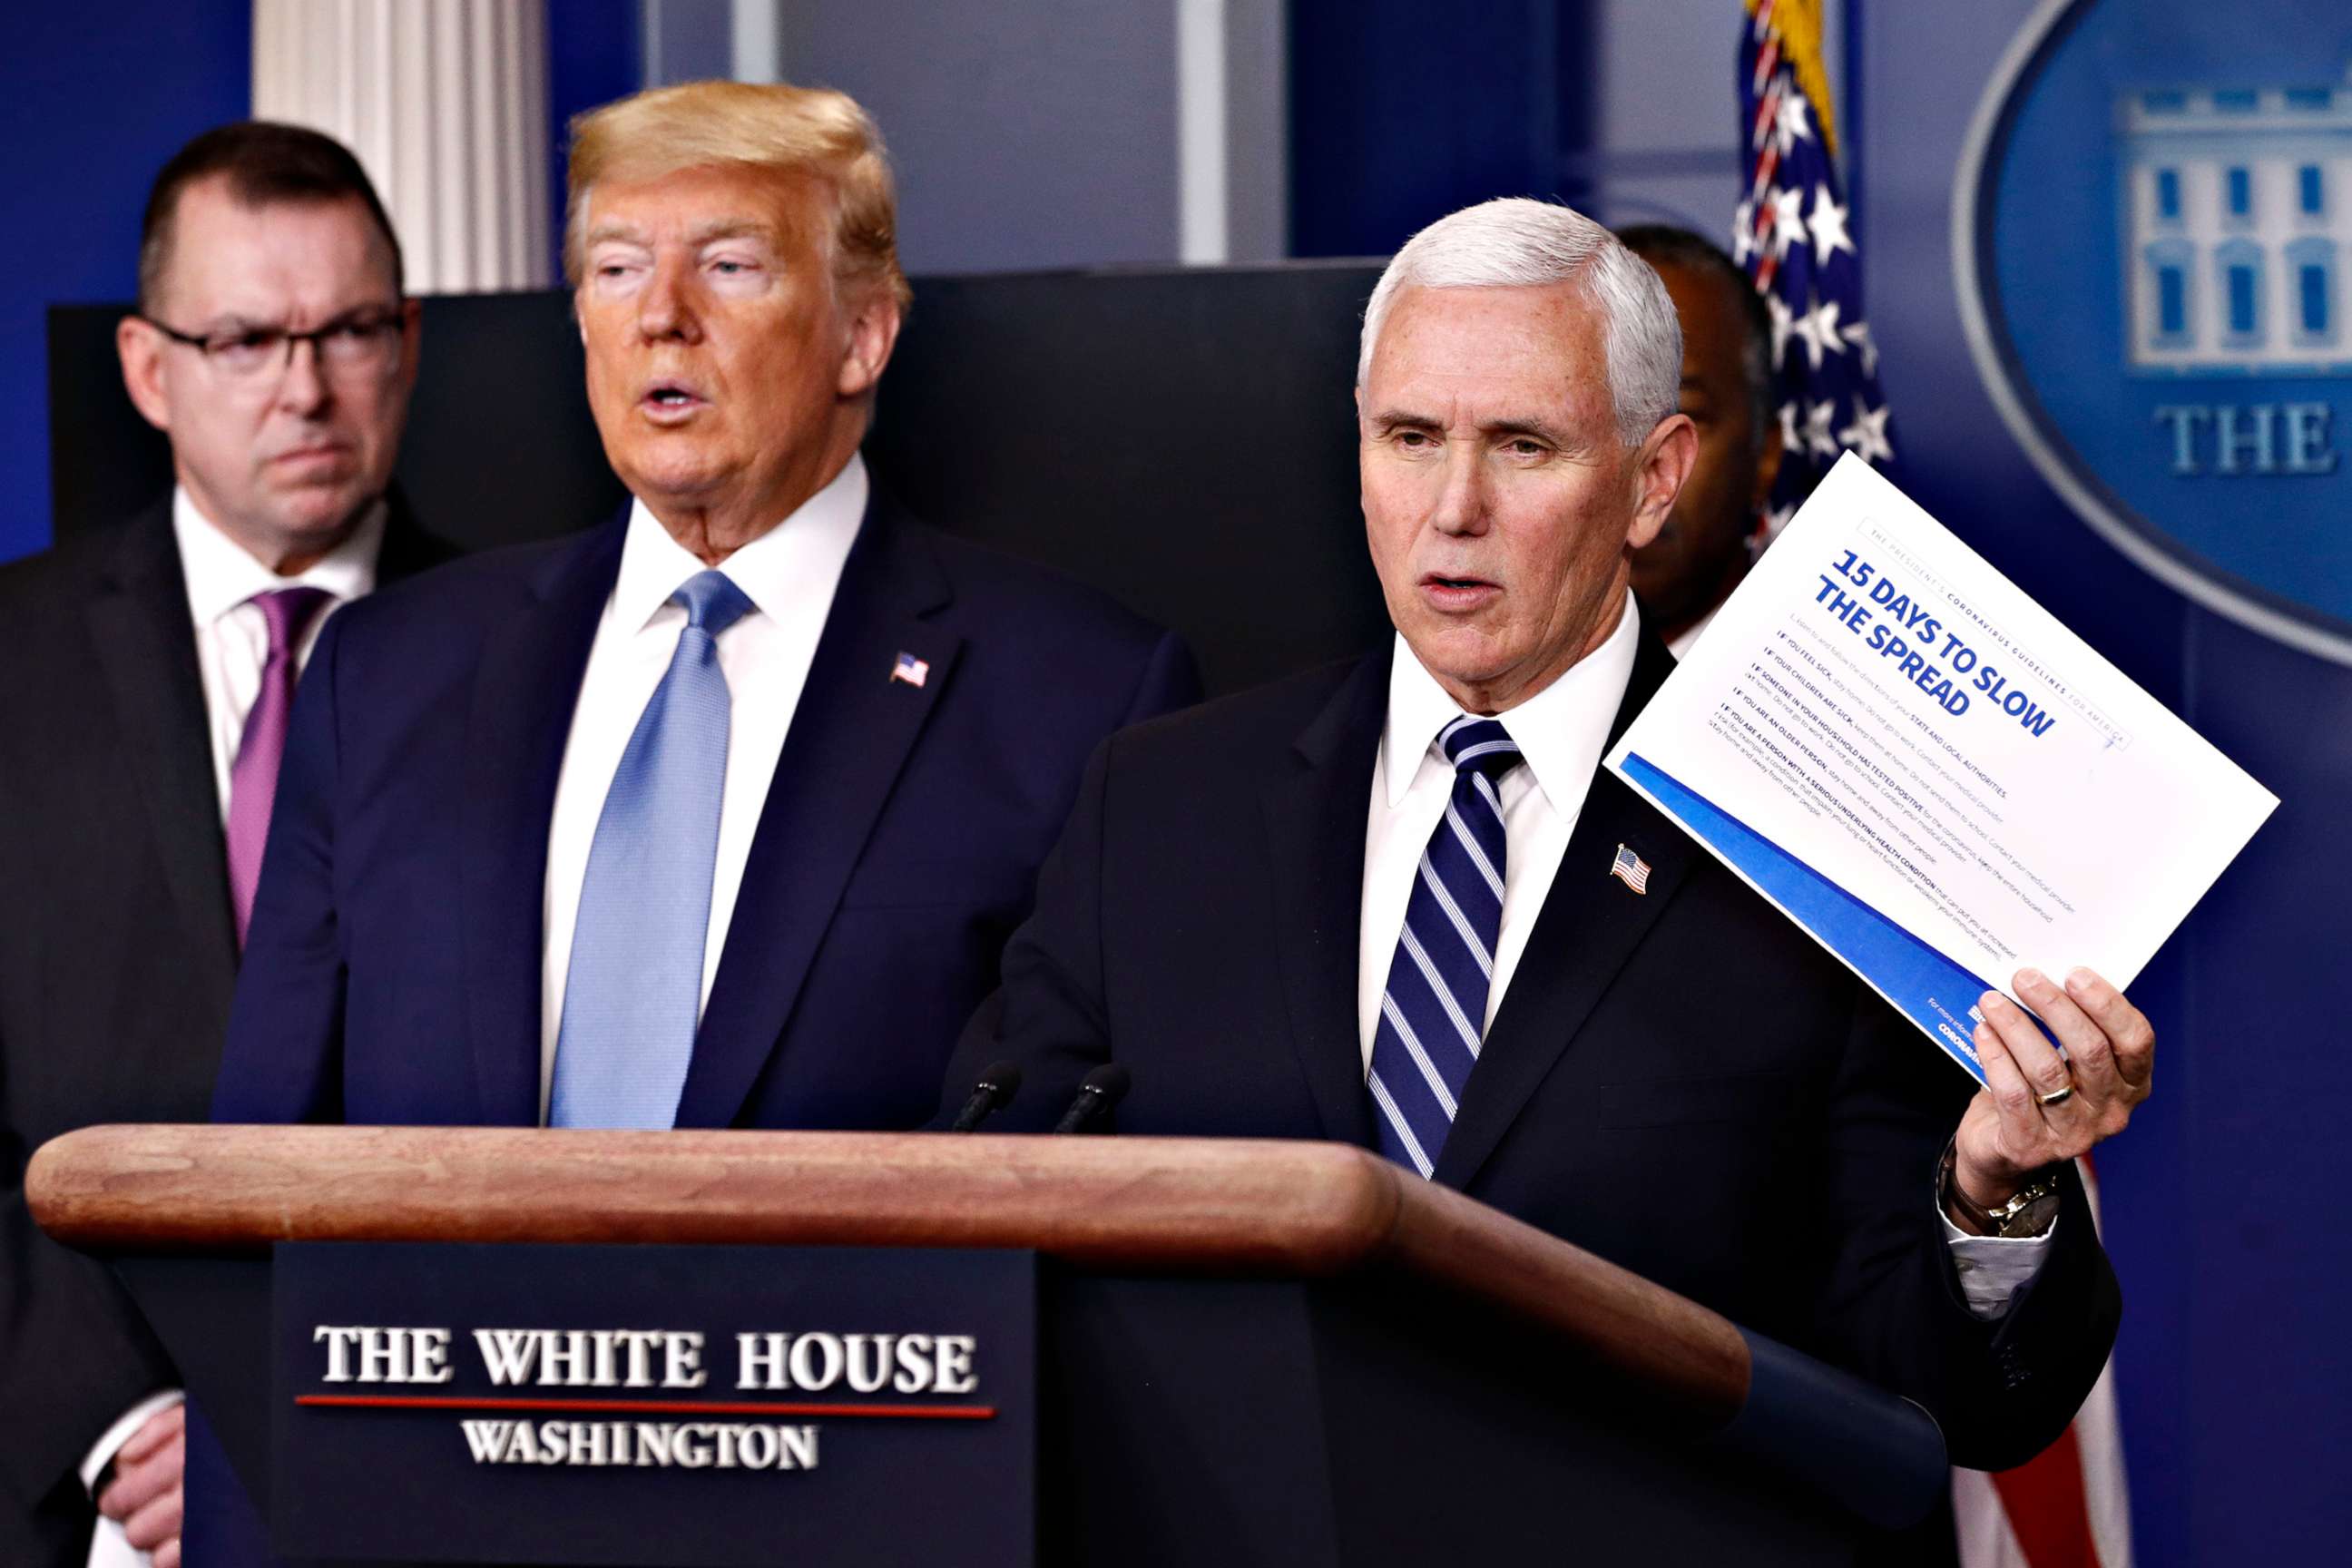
[1999,1189,2063,1238]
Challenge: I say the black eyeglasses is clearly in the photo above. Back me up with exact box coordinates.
[135,307,407,382]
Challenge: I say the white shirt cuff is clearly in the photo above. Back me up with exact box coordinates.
[1941,1209,2060,1320]
[77,1389,184,1497]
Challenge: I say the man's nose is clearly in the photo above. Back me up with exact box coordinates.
[274,336,331,416]
[637,255,702,342]
[1429,441,1491,536]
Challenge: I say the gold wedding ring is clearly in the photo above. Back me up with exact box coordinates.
[2037,1084,2075,1107]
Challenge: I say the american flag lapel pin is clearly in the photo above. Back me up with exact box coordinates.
[890,652,930,688]
[1609,843,1651,895]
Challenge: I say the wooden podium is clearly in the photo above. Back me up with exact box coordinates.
[31,1125,1946,1565]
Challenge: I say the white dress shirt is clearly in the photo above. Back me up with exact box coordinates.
[1356,590,2052,1319]
[173,487,383,820]
[538,454,868,1122]
[83,494,387,1565]
[1357,593,1640,1064]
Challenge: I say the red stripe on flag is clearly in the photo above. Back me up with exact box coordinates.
[1989,1409,2103,1567]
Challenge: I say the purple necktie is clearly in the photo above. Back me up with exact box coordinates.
[226,586,331,946]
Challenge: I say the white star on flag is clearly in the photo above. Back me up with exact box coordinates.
[1806,398,1841,458]
[1777,87,1815,153]
[1838,400,1896,465]
[1841,318,1879,377]
[1808,187,1854,264]
[1743,5,1900,524]
[1769,185,1810,260]
[1790,294,1847,370]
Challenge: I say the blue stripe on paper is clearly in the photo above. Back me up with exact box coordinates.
[1619,752,2043,1085]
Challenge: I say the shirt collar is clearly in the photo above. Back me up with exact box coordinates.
[172,485,385,629]
[612,452,869,634]
[1381,586,1642,809]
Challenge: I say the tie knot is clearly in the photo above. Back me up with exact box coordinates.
[248,585,332,656]
[1439,716,1521,779]
[671,570,754,636]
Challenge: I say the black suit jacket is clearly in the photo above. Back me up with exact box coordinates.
[0,495,455,1564]
[949,632,2120,1478]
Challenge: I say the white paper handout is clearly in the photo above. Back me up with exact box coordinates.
[1607,455,2277,1082]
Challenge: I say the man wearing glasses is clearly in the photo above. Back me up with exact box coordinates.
[0,122,454,1568]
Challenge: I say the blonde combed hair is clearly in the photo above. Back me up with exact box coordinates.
[564,79,911,313]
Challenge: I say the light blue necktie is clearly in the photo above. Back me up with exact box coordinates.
[1367,717,1523,1178]
[549,570,754,1128]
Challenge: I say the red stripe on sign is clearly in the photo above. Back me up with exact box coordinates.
[1991,1420,2102,1568]
[296,1395,995,1419]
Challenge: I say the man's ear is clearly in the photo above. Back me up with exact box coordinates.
[116,316,172,434]
[837,289,903,401]
[1626,413,1698,552]
[394,297,424,398]
[1750,417,1785,512]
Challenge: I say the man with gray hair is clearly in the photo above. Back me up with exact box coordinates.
[949,197,2144,1549]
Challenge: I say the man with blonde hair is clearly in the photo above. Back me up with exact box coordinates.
[211,78,1196,1177]
[193,79,1191,1548]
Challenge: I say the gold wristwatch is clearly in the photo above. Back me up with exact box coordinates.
[1939,1139,2062,1238]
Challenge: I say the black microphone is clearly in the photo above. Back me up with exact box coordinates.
[1052,1063,1132,1134]
[948,1061,1024,1132]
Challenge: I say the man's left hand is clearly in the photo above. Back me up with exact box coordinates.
[1954,966,2154,1212]
[96,1402,183,1568]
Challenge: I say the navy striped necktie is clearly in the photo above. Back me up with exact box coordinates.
[1367,716,1523,1177]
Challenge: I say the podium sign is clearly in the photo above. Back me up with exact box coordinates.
[270,1243,1035,1566]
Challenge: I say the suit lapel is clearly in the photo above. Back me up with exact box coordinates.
[672,497,961,1128]
[457,518,624,1124]
[83,505,239,1014]
[1258,652,1389,1150]
[1434,633,1695,1191]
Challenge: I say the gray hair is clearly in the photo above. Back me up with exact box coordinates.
[1357,197,1683,446]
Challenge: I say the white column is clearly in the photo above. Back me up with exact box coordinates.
[731,0,780,84]
[1176,0,1230,264]
[1178,0,1288,264]
[252,0,552,293]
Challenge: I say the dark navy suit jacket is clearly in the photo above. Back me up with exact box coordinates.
[211,489,1197,1132]
[947,632,2119,1502]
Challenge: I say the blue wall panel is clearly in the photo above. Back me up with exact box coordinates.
[547,0,642,278]
[0,5,251,564]
[1864,6,2350,1558]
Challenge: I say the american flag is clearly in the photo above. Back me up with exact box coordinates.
[1610,844,1651,895]
[1737,0,1896,540]
[1951,1155,2134,1568]
[890,652,930,688]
